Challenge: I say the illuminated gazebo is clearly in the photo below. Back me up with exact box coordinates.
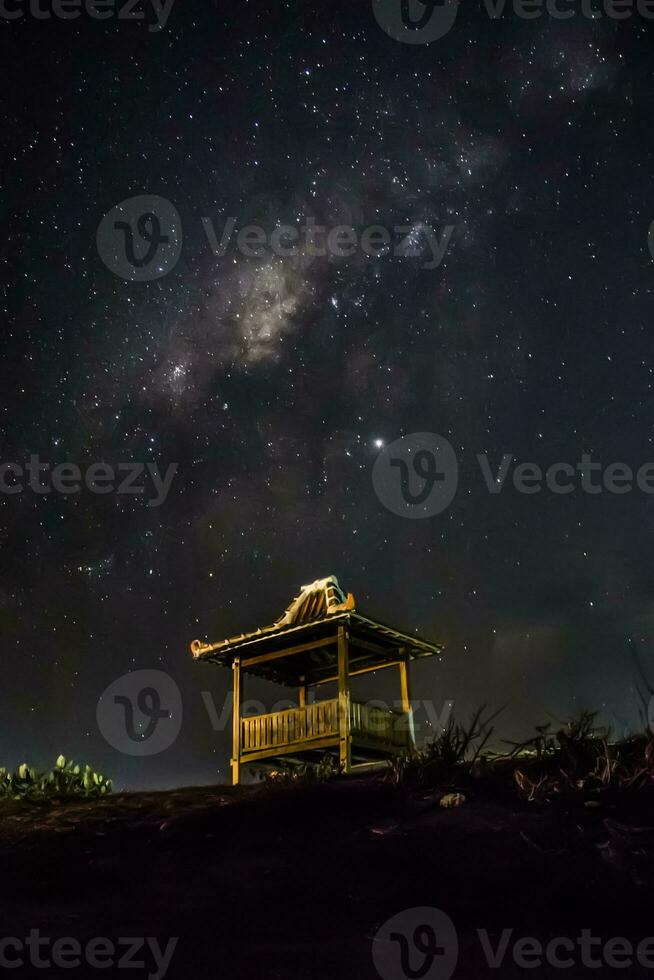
[190,575,442,785]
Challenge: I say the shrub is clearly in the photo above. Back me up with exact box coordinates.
[257,752,339,789]
[0,756,112,803]
[387,706,500,789]
[510,712,654,802]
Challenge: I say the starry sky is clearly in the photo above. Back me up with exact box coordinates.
[2,0,654,789]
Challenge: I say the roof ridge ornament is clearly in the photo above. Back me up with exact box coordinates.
[190,574,440,664]
[274,574,355,627]
[191,574,356,659]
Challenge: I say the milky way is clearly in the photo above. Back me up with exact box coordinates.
[2,0,654,788]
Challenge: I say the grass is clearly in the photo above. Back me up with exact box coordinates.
[386,708,654,810]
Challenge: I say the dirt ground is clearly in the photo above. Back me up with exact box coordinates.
[1,778,654,979]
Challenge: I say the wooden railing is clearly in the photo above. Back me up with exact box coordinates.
[241,700,339,752]
[350,701,409,748]
[241,699,409,754]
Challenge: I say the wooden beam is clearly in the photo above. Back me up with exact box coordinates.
[306,654,366,686]
[337,625,351,774]
[349,634,394,658]
[308,659,402,687]
[298,676,306,708]
[240,734,339,765]
[241,635,335,668]
[231,656,241,786]
[350,760,391,774]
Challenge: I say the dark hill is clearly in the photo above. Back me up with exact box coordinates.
[1,778,654,978]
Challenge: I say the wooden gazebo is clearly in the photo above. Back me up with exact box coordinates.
[190,575,442,784]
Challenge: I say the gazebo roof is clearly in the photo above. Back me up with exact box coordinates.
[190,575,443,685]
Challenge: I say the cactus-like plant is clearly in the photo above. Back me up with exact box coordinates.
[0,759,112,803]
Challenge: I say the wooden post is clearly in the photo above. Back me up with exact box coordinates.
[298,675,307,741]
[398,650,415,749]
[337,626,351,773]
[231,656,241,786]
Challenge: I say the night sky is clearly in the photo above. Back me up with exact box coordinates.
[2,0,654,790]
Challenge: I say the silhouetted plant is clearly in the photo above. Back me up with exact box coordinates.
[388,706,500,789]
[510,711,654,802]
